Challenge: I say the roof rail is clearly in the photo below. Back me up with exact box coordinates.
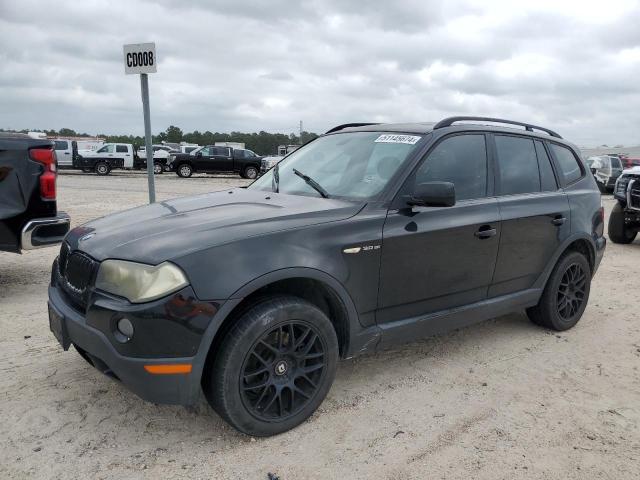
[325,123,380,134]
[433,116,562,139]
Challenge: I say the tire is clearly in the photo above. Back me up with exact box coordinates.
[243,166,258,180]
[176,163,193,178]
[596,181,606,193]
[206,296,339,436]
[526,251,591,331]
[608,202,637,244]
[95,162,110,176]
[153,162,163,175]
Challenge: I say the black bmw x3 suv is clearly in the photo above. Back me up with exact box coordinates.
[48,116,605,436]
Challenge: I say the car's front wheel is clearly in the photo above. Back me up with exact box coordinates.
[608,202,637,244]
[176,163,193,178]
[153,162,163,175]
[206,296,339,436]
[526,251,591,331]
[243,166,258,180]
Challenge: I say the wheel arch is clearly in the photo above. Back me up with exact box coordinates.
[534,233,596,291]
[198,268,361,387]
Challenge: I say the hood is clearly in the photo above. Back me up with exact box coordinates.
[621,166,640,176]
[66,188,363,264]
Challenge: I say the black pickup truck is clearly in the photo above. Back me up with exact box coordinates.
[0,133,70,253]
[169,146,263,179]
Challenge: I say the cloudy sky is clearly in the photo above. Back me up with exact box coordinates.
[1,0,639,145]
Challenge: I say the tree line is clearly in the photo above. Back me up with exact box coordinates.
[2,126,320,156]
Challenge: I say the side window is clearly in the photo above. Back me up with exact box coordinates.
[534,141,557,191]
[116,145,128,153]
[415,134,487,201]
[550,143,582,184]
[495,135,540,195]
[54,140,67,150]
[200,146,212,155]
[97,145,114,153]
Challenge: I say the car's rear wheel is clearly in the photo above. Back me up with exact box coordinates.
[608,202,637,244]
[176,163,193,178]
[243,166,258,180]
[95,161,110,175]
[206,296,338,436]
[526,251,591,331]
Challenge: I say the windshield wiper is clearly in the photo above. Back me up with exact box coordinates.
[273,162,280,193]
[292,168,330,198]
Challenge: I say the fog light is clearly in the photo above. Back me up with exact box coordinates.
[116,317,134,341]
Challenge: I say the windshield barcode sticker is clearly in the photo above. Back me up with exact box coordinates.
[374,134,421,145]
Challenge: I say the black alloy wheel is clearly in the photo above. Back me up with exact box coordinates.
[556,263,586,321]
[240,321,327,421]
[206,296,338,436]
[526,251,591,331]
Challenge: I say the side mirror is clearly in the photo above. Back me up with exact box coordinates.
[407,181,455,207]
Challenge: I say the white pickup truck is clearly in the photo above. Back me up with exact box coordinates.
[75,143,169,175]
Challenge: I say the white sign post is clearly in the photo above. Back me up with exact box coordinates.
[123,42,157,203]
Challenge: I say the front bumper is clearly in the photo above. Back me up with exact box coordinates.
[21,212,70,250]
[48,268,224,405]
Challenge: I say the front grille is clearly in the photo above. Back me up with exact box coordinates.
[58,242,70,276]
[55,243,98,310]
[65,253,95,293]
[629,179,640,210]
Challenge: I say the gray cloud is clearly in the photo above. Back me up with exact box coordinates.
[1,0,639,145]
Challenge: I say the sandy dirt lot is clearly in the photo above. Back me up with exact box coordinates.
[1,172,639,479]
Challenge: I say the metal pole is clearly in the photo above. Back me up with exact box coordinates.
[140,73,156,203]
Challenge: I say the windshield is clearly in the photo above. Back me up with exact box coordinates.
[250,132,423,200]
[610,157,622,170]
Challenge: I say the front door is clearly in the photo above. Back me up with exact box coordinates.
[377,133,501,324]
[489,135,571,297]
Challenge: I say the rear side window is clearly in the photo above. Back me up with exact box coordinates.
[495,135,539,195]
[550,144,582,184]
[116,145,128,153]
[415,134,487,201]
[534,141,557,191]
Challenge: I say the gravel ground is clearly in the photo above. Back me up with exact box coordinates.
[1,171,639,479]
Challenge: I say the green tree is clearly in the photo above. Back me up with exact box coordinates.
[165,125,183,143]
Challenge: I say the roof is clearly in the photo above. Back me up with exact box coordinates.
[328,116,563,140]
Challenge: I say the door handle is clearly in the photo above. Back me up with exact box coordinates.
[474,226,497,239]
[551,216,566,226]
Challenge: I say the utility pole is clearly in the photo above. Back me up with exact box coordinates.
[123,42,157,204]
[299,120,303,145]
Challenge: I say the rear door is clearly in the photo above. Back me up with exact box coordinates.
[489,135,570,297]
[115,144,132,168]
[54,140,72,167]
[210,146,233,170]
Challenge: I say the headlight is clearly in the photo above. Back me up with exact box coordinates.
[95,260,189,303]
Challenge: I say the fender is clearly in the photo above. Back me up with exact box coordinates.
[532,232,596,291]
[191,267,381,384]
